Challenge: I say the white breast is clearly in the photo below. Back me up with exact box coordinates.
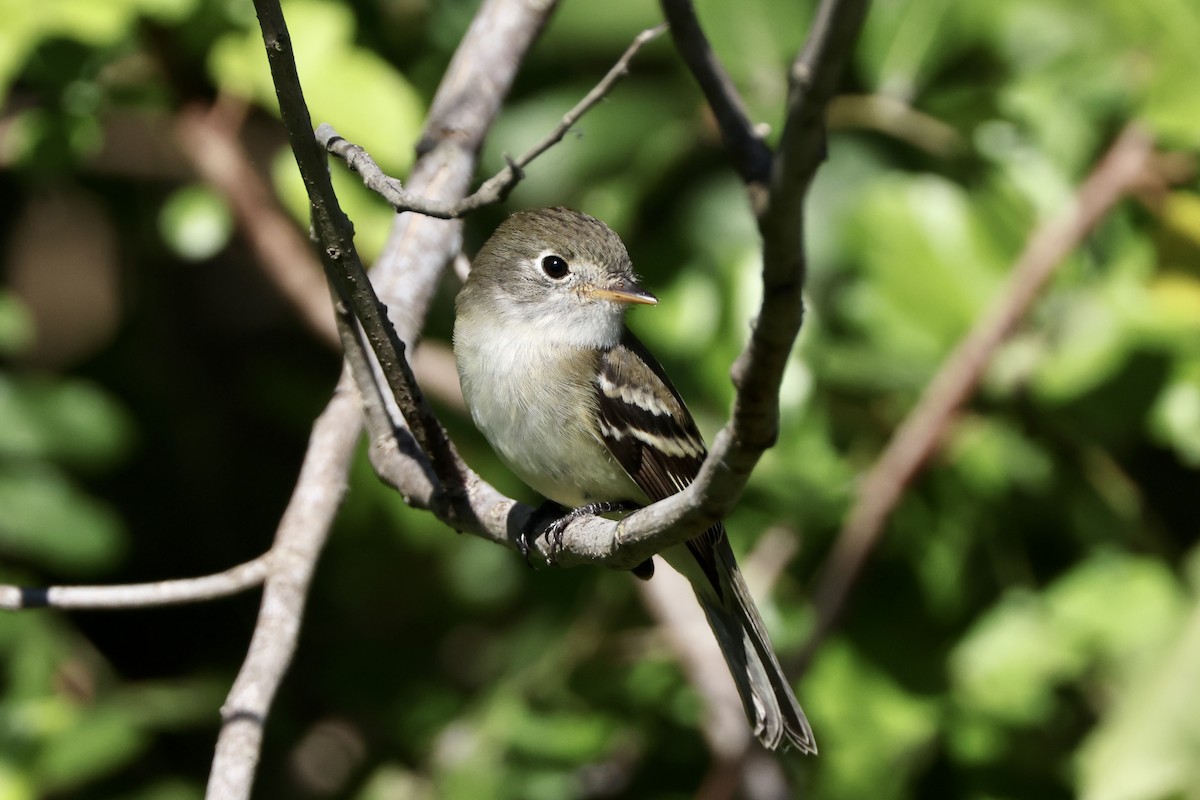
[453,311,644,508]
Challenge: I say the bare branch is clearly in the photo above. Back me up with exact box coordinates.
[0,556,268,610]
[659,0,772,187]
[205,0,560,796]
[701,0,868,520]
[479,23,667,192]
[318,23,667,219]
[798,124,1158,663]
[206,386,361,800]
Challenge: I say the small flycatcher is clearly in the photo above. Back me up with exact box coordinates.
[453,206,815,753]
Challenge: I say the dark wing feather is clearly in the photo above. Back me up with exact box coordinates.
[595,329,725,591]
[598,331,817,753]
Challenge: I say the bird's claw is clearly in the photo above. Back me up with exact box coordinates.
[546,501,640,565]
[519,500,639,568]
[519,501,567,568]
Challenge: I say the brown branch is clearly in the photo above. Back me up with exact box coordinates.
[799,124,1157,665]
[317,23,666,219]
[659,0,772,188]
[0,556,269,610]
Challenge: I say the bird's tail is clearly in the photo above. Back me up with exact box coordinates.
[667,530,817,753]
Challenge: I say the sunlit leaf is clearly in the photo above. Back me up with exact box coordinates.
[950,590,1081,725]
[0,761,35,800]
[807,640,940,800]
[208,0,423,176]
[0,292,34,357]
[34,708,147,791]
[1076,590,1200,800]
[158,185,233,262]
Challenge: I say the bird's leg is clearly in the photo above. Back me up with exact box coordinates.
[542,500,640,563]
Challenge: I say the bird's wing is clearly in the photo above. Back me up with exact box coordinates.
[597,330,818,753]
[594,328,724,586]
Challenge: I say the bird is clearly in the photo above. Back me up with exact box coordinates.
[453,206,816,753]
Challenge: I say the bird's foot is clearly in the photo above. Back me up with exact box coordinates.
[518,500,567,567]
[525,500,639,566]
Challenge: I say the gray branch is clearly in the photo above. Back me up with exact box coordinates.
[204,0,560,798]
[318,23,666,219]
[0,556,269,610]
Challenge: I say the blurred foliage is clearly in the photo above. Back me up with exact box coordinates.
[1,0,1199,797]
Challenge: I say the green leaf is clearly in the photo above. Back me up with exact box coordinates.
[158,185,233,261]
[945,415,1054,496]
[442,537,522,609]
[0,761,35,800]
[1076,589,1200,800]
[121,780,204,800]
[950,590,1081,725]
[952,553,1187,728]
[1045,552,1186,672]
[0,463,126,573]
[500,704,617,762]
[1149,368,1200,466]
[807,640,940,800]
[209,0,423,176]
[0,292,34,357]
[844,174,1007,364]
[0,0,196,98]
[0,374,133,467]
[33,707,147,792]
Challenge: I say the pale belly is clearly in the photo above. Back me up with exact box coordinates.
[455,321,644,509]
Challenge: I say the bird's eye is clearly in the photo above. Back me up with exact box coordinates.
[541,255,570,279]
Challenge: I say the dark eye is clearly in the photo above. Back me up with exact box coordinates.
[541,255,570,279]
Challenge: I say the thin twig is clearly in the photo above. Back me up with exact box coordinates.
[713,0,870,484]
[0,555,269,610]
[318,23,667,219]
[659,0,772,188]
[175,102,466,410]
[798,124,1157,666]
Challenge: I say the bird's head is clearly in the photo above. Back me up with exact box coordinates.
[460,207,657,346]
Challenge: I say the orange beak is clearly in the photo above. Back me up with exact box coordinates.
[584,278,658,305]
